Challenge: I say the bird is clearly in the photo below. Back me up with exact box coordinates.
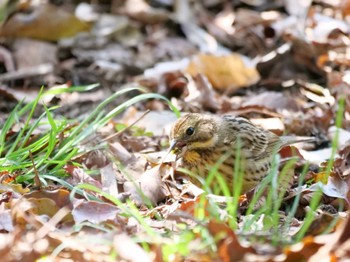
[169,113,311,194]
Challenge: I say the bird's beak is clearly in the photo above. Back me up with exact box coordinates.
[169,139,187,151]
[169,139,177,151]
[169,139,187,160]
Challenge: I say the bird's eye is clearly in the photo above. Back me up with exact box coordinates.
[186,127,194,136]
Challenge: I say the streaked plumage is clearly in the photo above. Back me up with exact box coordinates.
[170,113,289,193]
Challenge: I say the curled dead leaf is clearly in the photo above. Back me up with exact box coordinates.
[184,74,220,112]
[309,173,349,203]
[178,197,209,217]
[123,165,168,207]
[283,236,324,262]
[65,166,102,189]
[23,189,72,209]
[207,220,255,261]
[12,195,73,225]
[27,198,60,217]
[279,145,304,159]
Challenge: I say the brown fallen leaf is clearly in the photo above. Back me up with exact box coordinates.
[178,197,209,217]
[308,173,350,204]
[222,105,283,119]
[109,142,148,182]
[283,236,325,262]
[12,195,73,226]
[100,163,119,198]
[123,165,168,207]
[302,211,339,237]
[83,149,110,169]
[257,36,327,84]
[185,73,220,112]
[279,145,304,159]
[23,189,72,209]
[27,197,72,222]
[243,91,301,112]
[334,140,350,178]
[307,213,350,261]
[65,166,102,189]
[72,200,120,224]
[158,71,188,98]
[120,0,170,24]
[12,38,57,71]
[207,220,255,262]
[0,183,29,195]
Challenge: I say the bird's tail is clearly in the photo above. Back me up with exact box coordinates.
[280,136,316,147]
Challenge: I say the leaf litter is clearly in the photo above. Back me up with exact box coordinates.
[0,0,350,261]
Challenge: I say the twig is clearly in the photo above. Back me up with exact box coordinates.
[102,110,151,142]
[0,63,54,81]
[29,150,42,188]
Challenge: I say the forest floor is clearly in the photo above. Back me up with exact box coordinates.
[1,0,350,261]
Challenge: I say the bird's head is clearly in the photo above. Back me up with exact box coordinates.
[169,113,219,157]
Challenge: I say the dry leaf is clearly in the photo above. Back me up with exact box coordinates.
[283,236,324,262]
[0,3,91,41]
[113,233,152,262]
[72,200,120,224]
[334,140,350,178]
[309,173,349,202]
[279,145,304,159]
[101,163,119,198]
[178,197,209,217]
[243,91,301,112]
[207,220,255,261]
[186,53,260,92]
[0,203,14,232]
[121,0,170,24]
[303,212,338,236]
[306,214,348,261]
[123,165,168,207]
[12,38,57,70]
[250,118,285,135]
[185,74,220,112]
[27,198,62,218]
[65,166,102,189]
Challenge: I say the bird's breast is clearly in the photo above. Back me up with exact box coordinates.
[182,148,224,170]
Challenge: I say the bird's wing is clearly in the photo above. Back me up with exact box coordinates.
[222,116,282,157]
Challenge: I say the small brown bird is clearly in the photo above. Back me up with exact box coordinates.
[169,113,310,194]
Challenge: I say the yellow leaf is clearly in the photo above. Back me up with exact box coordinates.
[186,53,260,92]
[0,3,91,41]
[314,171,329,184]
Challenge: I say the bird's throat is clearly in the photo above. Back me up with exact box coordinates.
[177,137,218,165]
[182,150,202,165]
